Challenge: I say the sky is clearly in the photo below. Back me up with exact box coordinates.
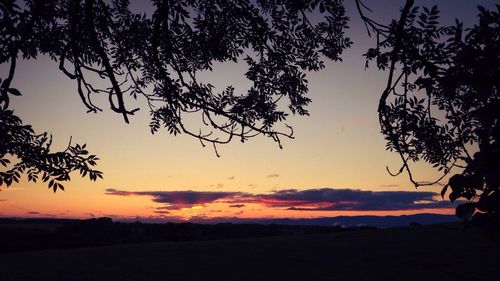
[0,0,495,222]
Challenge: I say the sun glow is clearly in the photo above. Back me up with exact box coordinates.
[181,205,204,211]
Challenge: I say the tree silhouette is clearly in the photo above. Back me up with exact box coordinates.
[359,0,500,226]
[0,0,351,190]
[0,106,103,191]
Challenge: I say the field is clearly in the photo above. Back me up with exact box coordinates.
[1,223,499,281]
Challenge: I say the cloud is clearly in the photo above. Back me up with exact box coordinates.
[229,204,245,208]
[267,174,280,178]
[106,189,245,210]
[26,211,59,217]
[257,188,453,211]
[227,176,235,180]
[154,206,171,215]
[337,126,345,134]
[106,188,454,212]
[154,210,171,215]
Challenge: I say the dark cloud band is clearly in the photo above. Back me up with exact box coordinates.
[105,189,245,210]
[105,188,454,211]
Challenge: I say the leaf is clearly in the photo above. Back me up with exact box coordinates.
[477,6,487,15]
[430,5,439,16]
[0,158,10,167]
[7,88,22,96]
[440,184,449,199]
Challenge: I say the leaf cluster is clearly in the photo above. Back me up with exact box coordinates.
[360,0,500,225]
[0,109,102,192]
[1,0,351,156]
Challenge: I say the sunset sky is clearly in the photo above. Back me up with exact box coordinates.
[0,0,494,222]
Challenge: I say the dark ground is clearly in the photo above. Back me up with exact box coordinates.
[0,218,359,252]
[1,223,499,281]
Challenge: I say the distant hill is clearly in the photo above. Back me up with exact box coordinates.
[227,213,459,228]
[1,213,459,228]
[0,214,459,253]
[0,217,370,253]
[109,213,459,227]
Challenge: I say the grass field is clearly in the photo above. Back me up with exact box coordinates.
[1,223,499,281]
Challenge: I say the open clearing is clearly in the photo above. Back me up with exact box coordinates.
[1,224,499,281]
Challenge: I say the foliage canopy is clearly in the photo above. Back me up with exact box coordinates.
[359,0,500,226]
[0,0,351,190]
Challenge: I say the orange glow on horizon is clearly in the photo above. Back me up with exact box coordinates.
[181,206,204,211]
